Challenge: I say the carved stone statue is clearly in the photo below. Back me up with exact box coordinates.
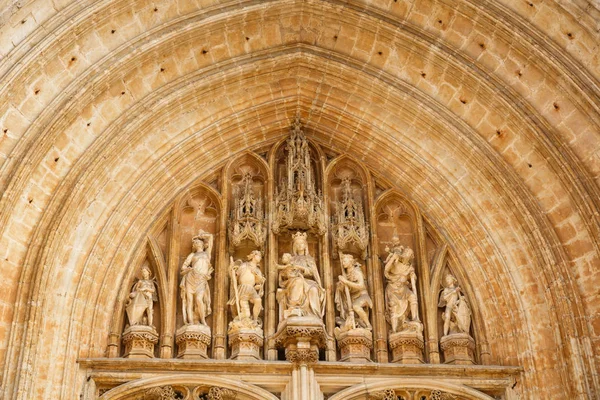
[276,232,325,322]
[227,250,265,329]
[122,263,159,358]
[180,231,214,326]
[125,264,157,327]
[335,253,373,332]
[438,274,471,336]
[384,239,420,333]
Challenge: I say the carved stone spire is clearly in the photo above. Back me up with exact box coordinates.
[228,172,266,252]
[272,115,326,235]
[331,177,369,259]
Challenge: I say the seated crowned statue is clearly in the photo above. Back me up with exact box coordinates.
[276,232,325,321]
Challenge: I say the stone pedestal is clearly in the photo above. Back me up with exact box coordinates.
[335,328,372,362]
[122,325,158,358]
[389,322,424,364]
[440,333,475,365]
[229,327,264,360]
[273,316,327,365]
[175,324,211,359]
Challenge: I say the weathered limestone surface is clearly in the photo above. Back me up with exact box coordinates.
[0,0,598,399]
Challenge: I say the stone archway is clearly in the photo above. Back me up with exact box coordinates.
[98,375,280,400]
[328,379,496,400]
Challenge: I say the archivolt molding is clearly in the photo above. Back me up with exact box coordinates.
[328,379,495,400]
[1,0,599,227]
[97,375,279,400]
[0,2,598,399]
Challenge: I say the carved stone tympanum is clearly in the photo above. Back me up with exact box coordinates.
[227,250,265,360]
[122,265,159,358]
[176,231,214,359]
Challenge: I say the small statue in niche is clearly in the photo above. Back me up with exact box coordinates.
[227,250,266,329]
[384,239,420,333]
[180,231,214,326]
[276,250,325,321]
[335,253,373,333]
[438,273,472,336]
[125,264,158,327]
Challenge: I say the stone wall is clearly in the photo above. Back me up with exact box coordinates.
[0,0,598,398]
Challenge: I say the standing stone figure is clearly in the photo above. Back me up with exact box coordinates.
[384,241,420,333]
[335,253,373,332]
[125,264,157,327]
[180,231,214,326]
[228,250,266,328]
[438,274,471,336]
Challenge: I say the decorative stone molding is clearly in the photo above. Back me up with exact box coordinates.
[440,333,476,365]
[144,385,183,400]
[122,325,159,359]
[228,328,264,360]
[336,328,373,363]
[175,324,212,359]
[206,386,237,400]
[430,389,458,400]
[272,115,326,235]
[367,389,396,400]
[331,177,369,259]
[388,329,425,364]
[273,316,327,366]
[228,172,266,251]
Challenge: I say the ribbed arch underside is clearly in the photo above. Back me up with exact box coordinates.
[0,0,598,399]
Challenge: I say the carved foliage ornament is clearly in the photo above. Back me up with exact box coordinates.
[228,173,266,251]
[141,386,236,400]
[331,177,369,259]
[273,115,327,235]
[367,389,459,400]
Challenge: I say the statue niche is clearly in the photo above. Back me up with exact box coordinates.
[176,231,214,359]
[227,250,266,360]
[438,272,475,365]
[122,263,159,359]
[383,236,424,364]
[276,232,325,321]
[273,231,327,364]
[334,252,374,362]
[180,232,214,326]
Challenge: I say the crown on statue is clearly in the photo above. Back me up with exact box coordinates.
[292,231,307,242]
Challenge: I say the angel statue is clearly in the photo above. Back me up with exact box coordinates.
[125,264,157,327]
[438,274,472,336]
[384,242,420,333]
[180,231,214,326]
[335,253,373,333]
[227,250,266,329]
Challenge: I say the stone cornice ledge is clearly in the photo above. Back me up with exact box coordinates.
[78,358,521,378]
